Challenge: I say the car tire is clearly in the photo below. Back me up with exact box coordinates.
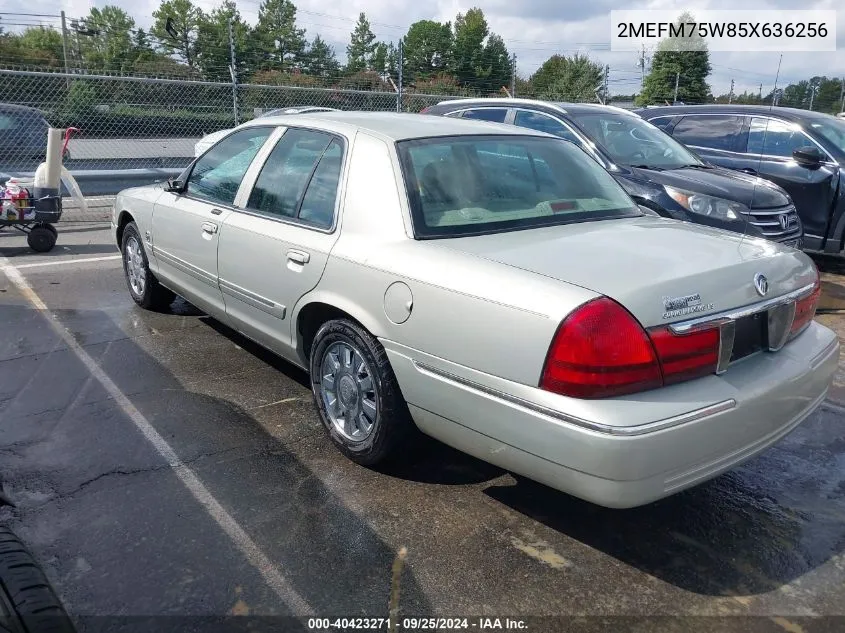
[0,526,76,633]
[310,318,414,466]
[121,221,175,311]
[26,226,56,253]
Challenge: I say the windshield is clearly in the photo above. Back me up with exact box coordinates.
[808,117,845,155]
[569,112,703,170]
[397,135,641,239]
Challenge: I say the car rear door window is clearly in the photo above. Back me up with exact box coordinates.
[746,117,816,158]
[513,110,580,144]
[671,115,743,151]
[460,108,508,123]
[297,140,343,229]
[187,126,273,206]
[246,128,341,226]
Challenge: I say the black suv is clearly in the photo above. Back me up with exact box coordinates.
[422,98,802,247]
[636,105,845,256]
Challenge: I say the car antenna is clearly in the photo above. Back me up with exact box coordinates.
[742,53,782,249]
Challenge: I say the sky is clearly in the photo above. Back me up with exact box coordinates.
[2,0,844,97]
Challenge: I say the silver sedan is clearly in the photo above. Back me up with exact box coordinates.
[112,111,839,508]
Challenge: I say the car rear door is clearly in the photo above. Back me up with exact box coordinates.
[741,116,839,245]
[150,125,275,318]
[216,126,345,358]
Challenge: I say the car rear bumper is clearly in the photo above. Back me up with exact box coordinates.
[384,321,839,508]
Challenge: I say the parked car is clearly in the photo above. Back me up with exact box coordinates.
[422,98,803,247]
[636,105,845,256]
[112,111,837,509]
[193,106,339,156]
[0,103,69,166]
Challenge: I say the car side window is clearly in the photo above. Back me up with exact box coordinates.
[187,127,273,206]
[513,110,580,144]
[298,140,343,229]
[0,114,19,130]
[671,115,743,151]
[647,116,674,131]
[461,108,508,123]
[746,117,815,158]
[246,128,340,225]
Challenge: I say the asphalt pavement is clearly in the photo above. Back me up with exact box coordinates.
[1,220,845,631]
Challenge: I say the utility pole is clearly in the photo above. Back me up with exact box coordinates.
[510,53,517,98]
[228,17,239,125]
[759,83,763,99]
[396,39,403,113]
[728,79,734,104]
[840,78,845,112]
[673,72,679,105]
[60,11,71,88]
[603,65,610,104]
[60,11,70,77]
[638,45,647,90]
[808,81,815,111]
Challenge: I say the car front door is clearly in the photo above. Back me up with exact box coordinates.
[150,126,275,318]
[742,116,839,245]
[216,127,345,360]
[668,114,747,169]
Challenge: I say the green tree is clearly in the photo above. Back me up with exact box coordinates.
[195,0,252,81]
[636,12,711,105]
[480,34,510,93]
[0,27,65,67]
[529,54,603,101]
[372,42,399,82]
[450,7,488,86]
[132,28,156,62]
[82,6,136,72]
[255,0,306,71]
[401,20,452,81]
[346,12,377,73]
[303,35,339,78]
[17,27,64,64]
[781,80,810,108]
[151,0,204,69]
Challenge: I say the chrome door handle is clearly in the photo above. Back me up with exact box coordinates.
[286,249,310,265]
[201,222,218,235]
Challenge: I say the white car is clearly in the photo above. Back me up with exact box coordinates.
[114,111,838,509]
[194,107,339,156]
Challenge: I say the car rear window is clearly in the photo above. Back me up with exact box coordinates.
[396,135,640,238]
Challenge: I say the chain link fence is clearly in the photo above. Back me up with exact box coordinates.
[0,68,468,175]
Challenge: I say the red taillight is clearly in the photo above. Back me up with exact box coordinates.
[790,276,821,338]
[540,297,663,398]
[540,296,721,399]
[420,107,431,114]
[647,326,719,385]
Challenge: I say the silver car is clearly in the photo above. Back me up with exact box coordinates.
[112,111,839,509]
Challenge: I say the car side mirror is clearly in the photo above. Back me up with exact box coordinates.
[165,177,185,193]
[792,146,823,168]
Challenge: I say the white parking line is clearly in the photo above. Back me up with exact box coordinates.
[14,255,121,269]
[0,255,315,617]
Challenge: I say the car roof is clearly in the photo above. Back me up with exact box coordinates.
[241,110,553,141]
[0,103,44,116]
[635,104,840,123]
[432,97,639,117]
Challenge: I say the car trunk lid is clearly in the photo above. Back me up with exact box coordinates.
[437,216,816,328]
